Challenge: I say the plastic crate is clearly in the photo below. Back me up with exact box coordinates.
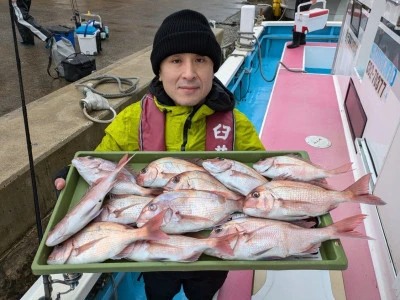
[32,150,348,275]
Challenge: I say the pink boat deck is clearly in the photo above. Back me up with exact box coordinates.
[260,42,380,299]
[217,42,380,300]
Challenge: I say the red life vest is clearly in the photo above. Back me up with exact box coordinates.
[139,93,235,151]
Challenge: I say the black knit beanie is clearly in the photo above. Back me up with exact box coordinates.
[150,9,222,75]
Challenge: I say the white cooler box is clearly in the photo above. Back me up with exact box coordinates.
[294,0,329,34]
[76,25,100,55]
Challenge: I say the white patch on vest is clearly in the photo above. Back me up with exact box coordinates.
[213,124,231,140]
[215,145,228,151]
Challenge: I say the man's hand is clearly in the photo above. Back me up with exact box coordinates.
[54,178,66,191]
[53,166,70,196]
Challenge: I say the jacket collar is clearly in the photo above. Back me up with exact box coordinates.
[148,76,235,112]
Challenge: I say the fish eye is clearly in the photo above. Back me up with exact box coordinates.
[215,227,223,233]
[140,167,148,174]
[251,191,260,198]
[54,243,64,249]
[149,203,157,211]
[172,175,180,183]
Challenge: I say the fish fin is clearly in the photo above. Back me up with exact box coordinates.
[173,211,213,223]
[112,251,126,260]
[284,154,322,168]
[87,204,104,221]
[285,153,307,160]
[344,174,386,205]
[113,203,142,218]
[141,209,170,240]
[148,188,164,196]
[253,247,274,257]
[277,200,318,218]
[160,171,181,178]
[272,174,297,181]
[230,170,267,184]
[149,257,170,262]
[289,219,317,228]
[115,153,129,168]
[211,190,242,201]
[209,232,237,256]
[242,225,271,243]
[124,164,138,177]
[178,157,204,167]
[114,243,137,259]
[148,243,203,262]
[74,237,107,255]
[326,162,353,176]
[110,154,135,179]
[304,179,334,190]
[271,176,332,189]
[185,231,209,239]
[299,243,321,254]
[327,214,373,240]
[183,254,203,262]
[93,178,103,185]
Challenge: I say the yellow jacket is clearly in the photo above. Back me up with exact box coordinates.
[96,100,264,152]
[96,78,265,152]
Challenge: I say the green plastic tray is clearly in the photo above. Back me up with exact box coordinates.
[32,151,348,275]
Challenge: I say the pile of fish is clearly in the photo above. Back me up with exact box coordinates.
[46,154,385,264]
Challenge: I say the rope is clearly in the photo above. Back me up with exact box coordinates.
[75,74,140,98]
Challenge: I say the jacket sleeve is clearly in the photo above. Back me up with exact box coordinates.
[233,109,266,151]
[95,102,141,152]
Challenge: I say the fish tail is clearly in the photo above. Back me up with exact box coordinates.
[344,174,386,205]
[148,188,164,196]
[210,232,237,256]
[328,214,372,240]
[327,162,353,176]
[236,199,245,212]
[140,209,169,240]
[115,153,135,171]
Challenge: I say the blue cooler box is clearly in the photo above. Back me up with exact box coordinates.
[47,25,75,47]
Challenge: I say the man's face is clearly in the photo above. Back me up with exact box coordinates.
[159,53,214,106]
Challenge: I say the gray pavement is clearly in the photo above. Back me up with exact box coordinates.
[1,0,245,117]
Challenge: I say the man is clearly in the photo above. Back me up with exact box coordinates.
[55,9,265,300]
[12,0,52,45]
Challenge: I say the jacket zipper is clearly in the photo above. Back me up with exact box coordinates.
[181,108,198,151]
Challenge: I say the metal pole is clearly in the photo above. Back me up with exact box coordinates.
[8,1,52,298]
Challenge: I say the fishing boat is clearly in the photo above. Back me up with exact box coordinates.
[21,0,400,299]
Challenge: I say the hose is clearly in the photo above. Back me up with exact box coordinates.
[80,88,117,123]
[254,35,307,83]
[76,75,139,123]
[75,74,140,98]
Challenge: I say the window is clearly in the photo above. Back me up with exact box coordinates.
[350,1,362,38]
[344,78,367,149]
